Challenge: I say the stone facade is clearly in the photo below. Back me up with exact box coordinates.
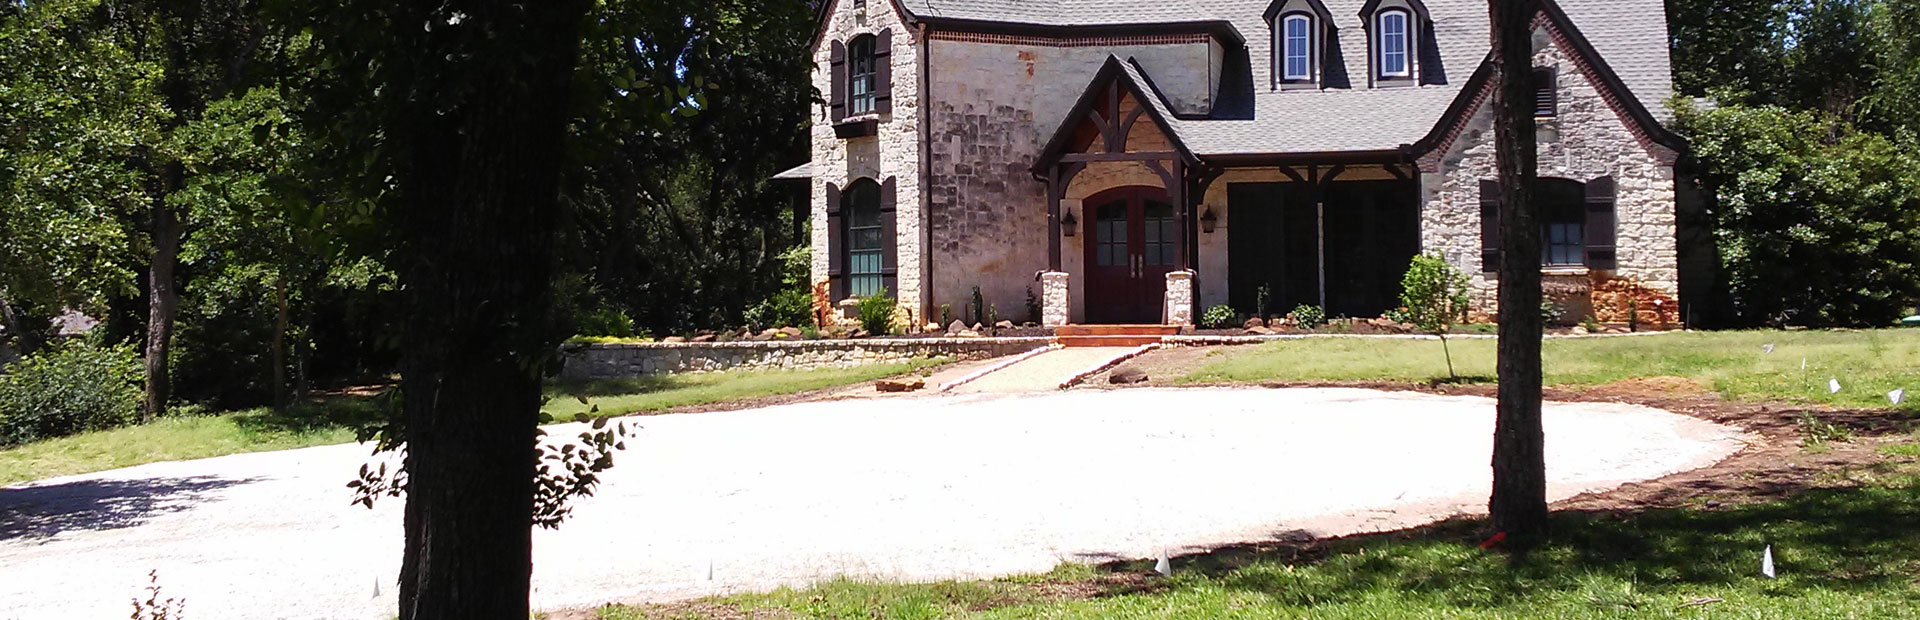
[1420,21,1680,317]
[1039,271,1070,327]
[559,338,1053,380]
[811,0,928,324]
[1164,271,1195,325]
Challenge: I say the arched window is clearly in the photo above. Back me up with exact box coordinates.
[848,35,877,115]
[1377,10,1410,78]
[843,179,884,296]
[1281,14,1314,81]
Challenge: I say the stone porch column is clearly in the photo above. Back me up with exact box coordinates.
[1040,271,1070,327]
[1164,270,1194,326]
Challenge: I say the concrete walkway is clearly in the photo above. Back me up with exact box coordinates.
[0,387,1745,620]
[946,346,1143,393]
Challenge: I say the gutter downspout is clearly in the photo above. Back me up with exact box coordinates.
[918,22,934,324]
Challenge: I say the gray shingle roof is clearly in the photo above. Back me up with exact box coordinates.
[903,0,1676,156]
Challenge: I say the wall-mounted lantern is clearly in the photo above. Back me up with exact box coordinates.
[1200,206,1218,234]
[1061,208,1078,236]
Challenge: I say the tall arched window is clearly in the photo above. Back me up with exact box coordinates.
[848,35,877,115]
[1377,10,1410,78]
[843,179,884,296]
[1281,14,1313,81]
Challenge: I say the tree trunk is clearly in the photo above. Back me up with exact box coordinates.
[273,276,289,410]
[392,2,588,618]
[1488,0,1550,547]
[144,198,182,422]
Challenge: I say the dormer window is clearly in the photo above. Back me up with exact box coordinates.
[1281,14,1314,81]
[1377,10,1410,78]
[848,35,877,115]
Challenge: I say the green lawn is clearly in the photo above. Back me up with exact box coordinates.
[2,360,943,486]
[0,404,363,486]
[598,442,1920,619]
[1183,329,1920,412]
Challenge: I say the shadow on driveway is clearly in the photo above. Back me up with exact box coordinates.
[0,475,259,542]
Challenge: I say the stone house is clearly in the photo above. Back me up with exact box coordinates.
[776,0,1688,327]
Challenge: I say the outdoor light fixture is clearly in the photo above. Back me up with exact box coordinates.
[1061,208,1078,236]
[1200,206,1218,233]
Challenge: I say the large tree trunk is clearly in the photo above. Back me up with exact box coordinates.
[392,1,588,618]
[144,198,182,422]
[1488,0,1549,547]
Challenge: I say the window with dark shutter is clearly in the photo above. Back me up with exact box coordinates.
[873,29,893,115]
[879,177,899,294]
[1539,178,1585,266]
[843,179,884,297]
[826,182,846,299]
[1479,179,1502,272]
[1583,175,1617,269]
[1532,67,1557,118]
[828,41,847,122]
[848,35,877,116]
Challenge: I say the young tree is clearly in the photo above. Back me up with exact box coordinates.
[1488,0,1550,547]
[1396,254,1471,380]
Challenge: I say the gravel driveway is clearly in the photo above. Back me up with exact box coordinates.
[0,387,1744,619]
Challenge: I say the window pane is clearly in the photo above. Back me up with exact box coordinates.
[1380,13,1408,76]
[1283,16,1311,79]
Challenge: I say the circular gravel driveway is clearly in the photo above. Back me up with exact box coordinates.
[0,387,1744,619]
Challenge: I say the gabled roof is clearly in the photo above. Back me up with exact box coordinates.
[1034,56,1199,171]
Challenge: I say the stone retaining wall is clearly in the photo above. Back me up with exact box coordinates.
[559,337,1054,380]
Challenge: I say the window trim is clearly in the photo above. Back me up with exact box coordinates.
[1280,13,1315,82]
[1376,9,1411,79]
[847,34,878,117]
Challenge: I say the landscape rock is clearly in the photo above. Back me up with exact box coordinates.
[970,323,985,332]
[925,322,942,333]
[955,329,982,338]
[1243,317,1266,329]
[780,327,804,338]
[661,336,688,343]
[994,320,1014,329]
[875,376,926,392]
[1108,367,1149,384]
[1245,326,1276,335]
[849,328,870,338]
[947,320,969,334]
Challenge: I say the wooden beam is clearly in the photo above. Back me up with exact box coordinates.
[1047,166,1062,272]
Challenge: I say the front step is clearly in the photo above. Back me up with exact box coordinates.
[1053,324,1182,347]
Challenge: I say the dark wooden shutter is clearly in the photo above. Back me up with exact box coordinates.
[879,177,899,295]
[1584,175,1617,269]
[826,182,846,300]
[829,40,847,122]
[1479,179,1502,272]
[873,29,893,115]
[1532,67,1557,118]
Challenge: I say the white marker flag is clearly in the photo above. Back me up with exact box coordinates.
[1154,554,1172,576]
[1762,545,1776,579]
[1763,343,1775,354]
[1893,388,1906,406]
[1830,378,1842,394]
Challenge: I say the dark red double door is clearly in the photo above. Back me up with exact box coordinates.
[1084,186,1176,324]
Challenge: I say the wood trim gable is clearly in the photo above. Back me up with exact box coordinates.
[1032,56,1199,173]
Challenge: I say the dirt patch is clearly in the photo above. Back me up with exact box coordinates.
[1072,346,1221,388]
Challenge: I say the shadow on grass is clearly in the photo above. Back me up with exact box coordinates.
[228,396,385,435]
[548,376,696,400]
[1114,480,1920,610]
[0,475,260,542]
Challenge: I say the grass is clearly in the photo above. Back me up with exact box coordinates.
[0,402,368,486]
[1182,329,1920,411]
[597,456,1920,619]
[2,360,944,486]
[542,358,945,419]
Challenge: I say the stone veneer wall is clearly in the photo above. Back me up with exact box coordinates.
[559,338,1054,381]
[811,0,927,324]
[924,35,1219,326]
[1418,20,1680,317]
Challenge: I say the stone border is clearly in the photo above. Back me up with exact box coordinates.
[1059,343,1161,389]
[559,337,1056,380]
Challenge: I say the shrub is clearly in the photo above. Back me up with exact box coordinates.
[744,246,814,329]
[1025,286,1042,325]
[1541,301,1567,325]
[1201,304,1236,329]
[1255,284,1272,318]
[0,341,142,446]
[1291,304,1327,329]
[1398,253,1471,379]
[858,288,898,335]
[574,304,636,338]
